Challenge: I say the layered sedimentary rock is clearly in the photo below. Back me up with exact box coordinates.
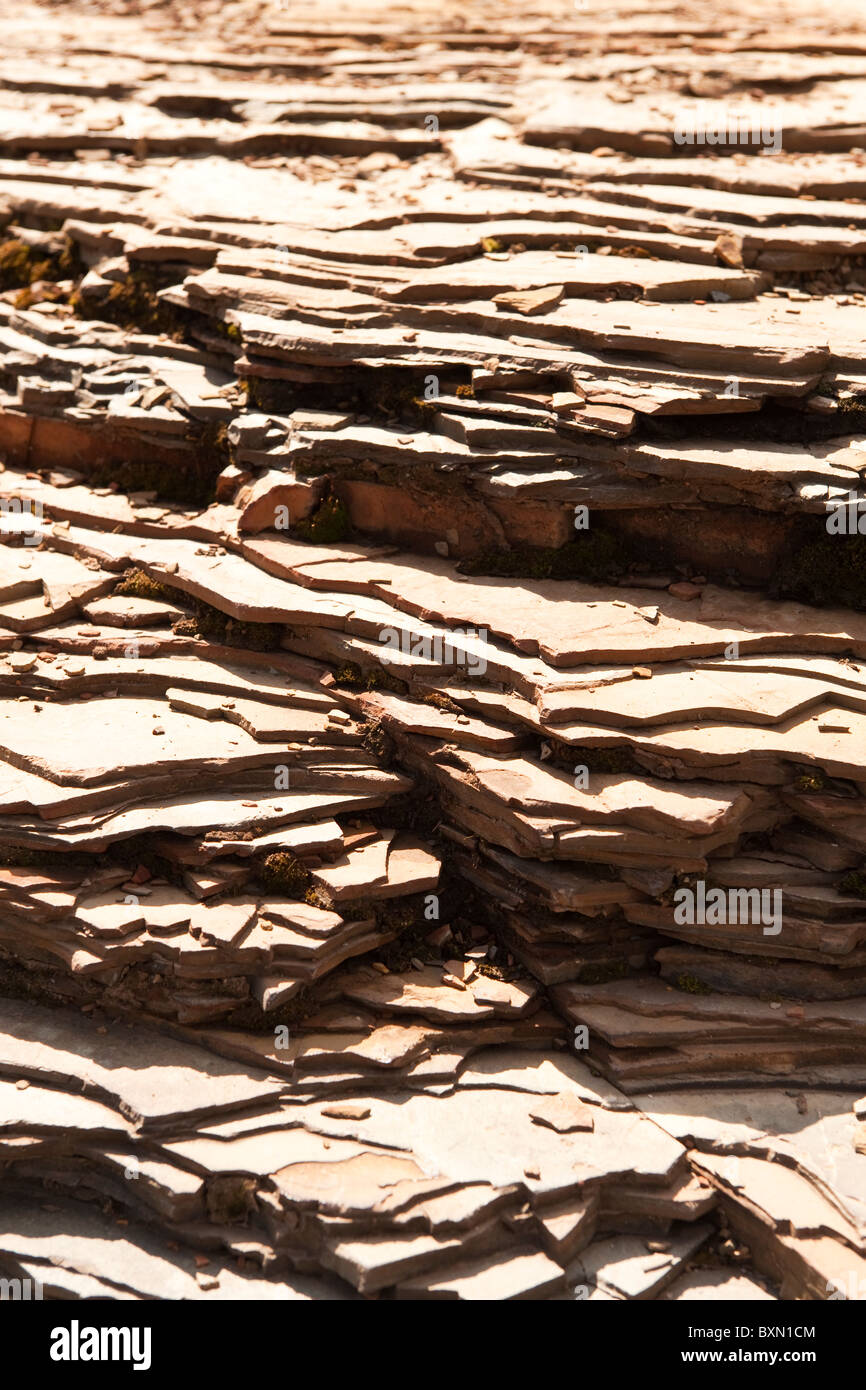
[0,0,865,1301]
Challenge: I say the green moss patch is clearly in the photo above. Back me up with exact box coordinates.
[459,529,622,583]
[296,494,349,544]
[793,769,826,793]
[674,972,713,995]
[77,263,185,337]
[0,234,84,308]
[578,960,630,984]
[173,599,283,651]
[259,852,311,895]
[115,568,178,602]
[840,871,866,900]
[549,741,642,776]
[775,520,866,610]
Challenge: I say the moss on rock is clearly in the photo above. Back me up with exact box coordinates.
[296,494,349,544]
[259,852,311,895]
[459,529,622,583]
[674,973,713,995]
[840,871,866,900]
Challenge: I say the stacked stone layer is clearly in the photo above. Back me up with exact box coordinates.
[0,0,865,1301]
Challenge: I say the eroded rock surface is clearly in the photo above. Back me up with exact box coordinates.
[2,0,866,1301]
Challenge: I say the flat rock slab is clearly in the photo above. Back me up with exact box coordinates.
[339,966,539,1022]
[1,0,866,1303]
[396,1246,566,1300]
[0,997,284,1132]
[660,1268,775,1301]
[530,1093,596,1134]
[572,1223,713,1300]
